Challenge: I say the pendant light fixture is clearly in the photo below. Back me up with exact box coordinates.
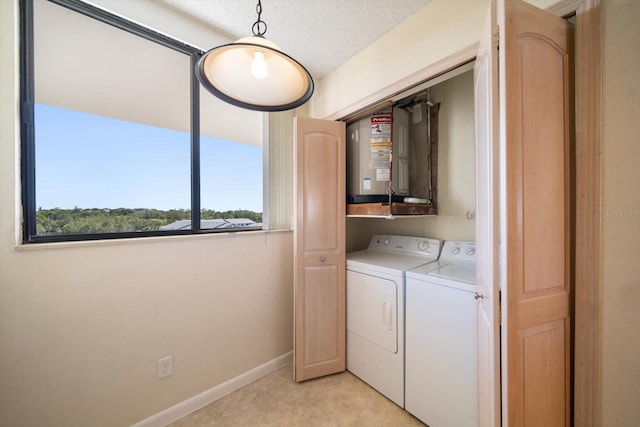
[196,0,314,112]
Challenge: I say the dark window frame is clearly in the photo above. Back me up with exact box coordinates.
[20,0,262,243]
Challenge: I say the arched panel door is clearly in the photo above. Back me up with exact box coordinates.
[500,0,573,425]
[476,1,572,425]
[293,117,346,382]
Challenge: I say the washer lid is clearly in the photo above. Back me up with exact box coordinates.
[346,249,438,276]
[407,260,477,284]
[427,263,476,284]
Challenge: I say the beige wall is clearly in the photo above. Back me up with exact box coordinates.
[312,0,557,119]
[2,0,638,425]
[346,70,477,252]
[0,1,293,426]
[312,0,489,119]
[601,1,640,425]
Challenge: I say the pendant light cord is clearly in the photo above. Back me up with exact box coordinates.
[252,0,267,37]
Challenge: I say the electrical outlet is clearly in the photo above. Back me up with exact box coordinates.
[158,355,173,379]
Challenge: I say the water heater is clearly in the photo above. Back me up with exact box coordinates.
[347,108,409,202]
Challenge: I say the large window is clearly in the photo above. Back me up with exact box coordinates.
[21,0,263,242]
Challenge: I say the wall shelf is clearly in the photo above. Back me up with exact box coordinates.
[346,202,437,218]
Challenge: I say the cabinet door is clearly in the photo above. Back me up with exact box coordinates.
[293,117,346,382]
[474,2,500,426]
[499,0,573,425]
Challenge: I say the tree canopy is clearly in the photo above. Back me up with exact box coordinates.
[36,207,262,235]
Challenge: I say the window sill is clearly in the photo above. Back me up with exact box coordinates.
[14,228,292,251]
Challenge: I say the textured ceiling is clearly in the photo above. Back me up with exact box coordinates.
[159,0,431,79]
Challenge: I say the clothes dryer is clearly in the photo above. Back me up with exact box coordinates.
[346,235,442,407]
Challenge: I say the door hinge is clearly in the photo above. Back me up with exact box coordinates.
[493,25,500,46]
[498,290,502,326]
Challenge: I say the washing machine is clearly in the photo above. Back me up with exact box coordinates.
[346,234,442,407]
[405,240,477,427]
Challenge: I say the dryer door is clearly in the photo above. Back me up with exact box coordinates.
[346,270,398,353]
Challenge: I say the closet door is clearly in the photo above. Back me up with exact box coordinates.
[499,0,573,425]
[474,2,500,426]
[293,117,346,382]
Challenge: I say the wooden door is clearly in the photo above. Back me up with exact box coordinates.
[499,0,573,425]
[474,2,501,426]
[293,117,346,382]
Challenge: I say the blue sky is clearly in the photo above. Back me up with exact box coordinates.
[34,104,263,212]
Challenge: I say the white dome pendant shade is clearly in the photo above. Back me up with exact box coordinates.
[195,1,314,112]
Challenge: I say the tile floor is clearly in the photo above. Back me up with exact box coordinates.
[168,365,425,426]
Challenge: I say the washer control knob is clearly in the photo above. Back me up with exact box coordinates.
[451,246,461,254]
[465,247,475,256]
[383,238,390,246]
[417,240,430,251]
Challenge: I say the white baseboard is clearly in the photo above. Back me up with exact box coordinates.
[131,352,292,427]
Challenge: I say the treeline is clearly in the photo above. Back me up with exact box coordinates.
[36,207,262,235]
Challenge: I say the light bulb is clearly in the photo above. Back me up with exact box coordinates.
[251,51,268,80]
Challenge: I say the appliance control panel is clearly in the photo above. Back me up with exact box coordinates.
[440,241,476,263]
[368,235,442,257]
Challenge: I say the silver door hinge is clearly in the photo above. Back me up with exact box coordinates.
[493,26,500,45]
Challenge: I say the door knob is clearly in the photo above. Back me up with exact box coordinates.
[320,256,326,262]
[474,292,485,300]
